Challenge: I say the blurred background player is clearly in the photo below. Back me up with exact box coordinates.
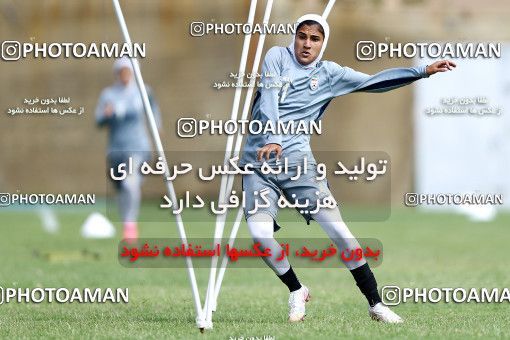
[95,57,161,240]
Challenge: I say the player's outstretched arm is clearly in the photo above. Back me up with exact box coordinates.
[329,59,456,97]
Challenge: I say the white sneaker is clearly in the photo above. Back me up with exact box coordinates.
[368,302,403,323]
[288,285,310,322]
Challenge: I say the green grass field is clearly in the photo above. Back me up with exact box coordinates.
[1,206,509,339]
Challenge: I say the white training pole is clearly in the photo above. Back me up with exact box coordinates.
[213,0,337,312]
[111,0,205,329]
[213,206,243,302]
[322,0,336,19]
[209,0,274,315]
[225,0,274,194]
[202,0,258,327]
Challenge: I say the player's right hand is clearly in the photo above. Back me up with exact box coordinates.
[257,143,282,162]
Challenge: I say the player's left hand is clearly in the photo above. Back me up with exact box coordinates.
[426,60,457,75]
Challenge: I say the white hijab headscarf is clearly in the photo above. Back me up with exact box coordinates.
[113,56,132,73]
[289,14,330,69]
[113,57,139,86]
[113,56,141,74]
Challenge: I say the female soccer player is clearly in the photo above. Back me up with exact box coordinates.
[239,14,455,323]
[95,57,161,240]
